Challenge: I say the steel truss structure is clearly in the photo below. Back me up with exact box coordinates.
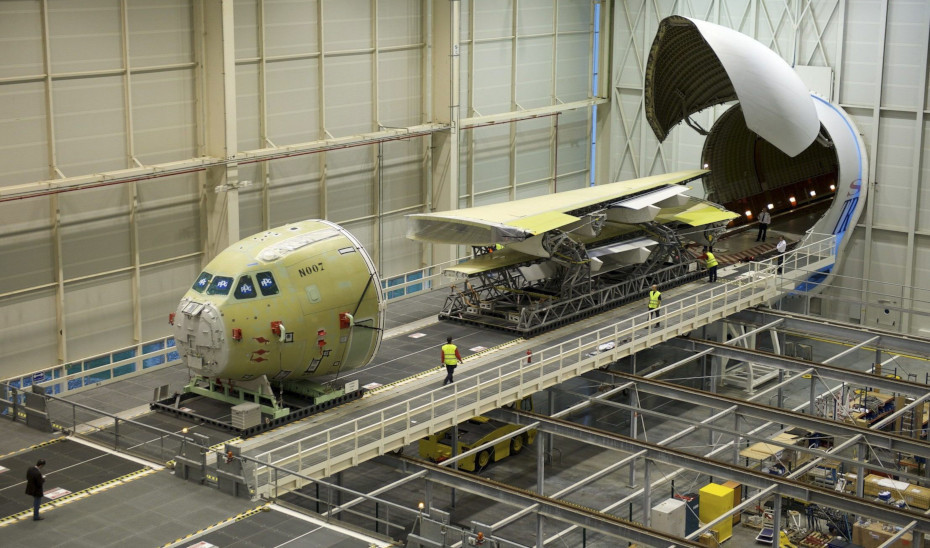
[439,222,704,336]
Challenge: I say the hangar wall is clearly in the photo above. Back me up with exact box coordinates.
[610,0,930,334]
[0,0,601,376]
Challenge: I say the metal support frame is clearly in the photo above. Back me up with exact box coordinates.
[438,225,701,336]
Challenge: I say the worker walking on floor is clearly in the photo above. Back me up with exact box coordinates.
[441,336,463,386]
[647,284,662,327]
[702,247,718,282]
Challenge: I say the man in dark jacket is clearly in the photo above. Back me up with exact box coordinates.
[25,458,46,521]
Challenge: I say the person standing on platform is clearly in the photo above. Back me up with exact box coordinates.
[647,284,662,327]
[441,337,463,386]
[25,458,46,521]
[756,209,771,242]
[701,248,718,282]
[776,235,787,274]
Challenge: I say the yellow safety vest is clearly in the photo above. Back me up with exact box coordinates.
[705,252,718,268]
[648,290,661,309]
[442,343,458,365]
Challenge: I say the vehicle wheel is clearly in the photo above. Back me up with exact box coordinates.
[510,435,524,455]
[476,450,492,472]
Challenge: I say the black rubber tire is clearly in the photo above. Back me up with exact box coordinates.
[476,450,492,471]
[510,435,525,455]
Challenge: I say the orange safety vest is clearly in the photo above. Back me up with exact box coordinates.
[442,343,458,365]
[648,290,661,309]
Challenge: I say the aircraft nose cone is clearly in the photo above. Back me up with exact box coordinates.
[173,299,228,377]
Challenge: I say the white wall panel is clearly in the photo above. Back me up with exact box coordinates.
[838,0,884,106]
[127,1,194,67]
[237,163,264,236]
[53,76,128,175]
[909,234,930,334]
[48,0,122,73]
[326,148,375,222]
[267,156,322,225]
[324,56,374,136]
[468,124,511,195]
[379,212,420,276]
[64,274,133,360]
[517,37,556,109]
[379,51,422,127]
[60,188,131,279]
[473,2,511,41]
[0,0,44,79]
[234,0,260,59]
[131,70,198,163]
[380,139,423,213]
[266,59,321,144]
[472,42,513,115]
[514,118,552,193]
[921,120,930,233]
[136,174,201,264]
[0,291,59,377]
[555,108,588,190]
[324,0,371,51]
[0,82,49,186]
[554,37,589,102]
[379,0,421,48]
[0,200,54,292]
[236,64,262,151]
[557,0,591,32]
[140,258,200,341]
[871,113,917,231]
[518,1,553,35]
[264,0,319,57]
[882,0,927,109]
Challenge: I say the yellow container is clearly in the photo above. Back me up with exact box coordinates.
[699,483,734,542]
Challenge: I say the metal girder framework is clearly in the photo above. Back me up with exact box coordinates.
[400,457,705,548]
[500,412,930,532]
[590,370,930,458]
[731,309,930,360]
[439,223,699,336]
[666,337,930,398]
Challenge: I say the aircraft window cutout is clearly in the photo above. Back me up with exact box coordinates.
[207,276,234,295]
[192,272,213,293]
[256,272,279,296]
[234,275,257,299]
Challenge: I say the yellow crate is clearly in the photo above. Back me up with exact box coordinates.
[699,483,734,542]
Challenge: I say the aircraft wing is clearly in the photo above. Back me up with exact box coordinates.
[407,170,709,245]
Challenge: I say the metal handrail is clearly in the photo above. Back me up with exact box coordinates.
[248,236,836,493]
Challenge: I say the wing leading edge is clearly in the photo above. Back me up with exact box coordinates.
[406,170,710,246]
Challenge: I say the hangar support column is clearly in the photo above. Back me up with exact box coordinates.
[428,0,461,267]
[196,0,240,262]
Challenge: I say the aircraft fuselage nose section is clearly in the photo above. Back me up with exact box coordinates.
[173,298,227,377]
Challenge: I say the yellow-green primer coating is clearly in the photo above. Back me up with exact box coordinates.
[173,220,384,383]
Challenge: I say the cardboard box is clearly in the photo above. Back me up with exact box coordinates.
[852,520,912,548]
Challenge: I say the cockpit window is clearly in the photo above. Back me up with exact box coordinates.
[206,276,234,295]
[256,271,279,296]
[192,272,213,293]
[234,275,257,299]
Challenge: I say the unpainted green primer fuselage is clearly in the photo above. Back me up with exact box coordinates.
[172,220,384,384]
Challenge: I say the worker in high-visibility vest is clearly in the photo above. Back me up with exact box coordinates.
[702,248,719,282]
[647,284,662,327]
[441,336,463,386]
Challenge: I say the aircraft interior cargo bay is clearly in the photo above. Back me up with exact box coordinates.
[2,2,930,548]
